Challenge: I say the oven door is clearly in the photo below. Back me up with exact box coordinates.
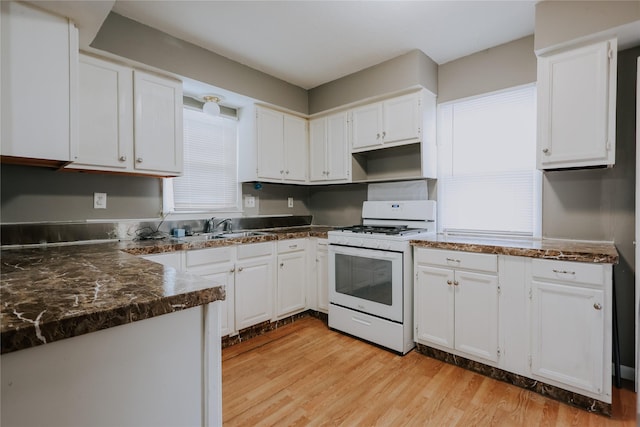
[329,244,403,323]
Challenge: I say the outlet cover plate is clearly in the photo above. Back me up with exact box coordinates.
[94,192,107,209]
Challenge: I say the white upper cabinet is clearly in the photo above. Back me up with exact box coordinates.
[537,38,617,169]
[350,92,422,152]
[246,106,308,183]
[1,2,78,163]
[71,55,133,170]
[133,70,183,175]
[67,55,183,176]
[309,112,350,183]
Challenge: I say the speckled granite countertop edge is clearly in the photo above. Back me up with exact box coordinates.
[410,235,619,264]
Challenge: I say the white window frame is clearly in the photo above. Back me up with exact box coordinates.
[437,84,542,238]
[162,107,242,219]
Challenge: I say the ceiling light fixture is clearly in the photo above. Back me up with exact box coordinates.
[202,95,223,116]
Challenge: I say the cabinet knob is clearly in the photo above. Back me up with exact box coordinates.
[285,170,289,174]
[542,148,550,154]
[237,267,243,272]
[593,303,602,310]
[382,131,386,139]
[136,157,143,163]
[280,170,284,174]
[230,268,235,273]
[446,280,453,286]
[280,262,284,268]
[453,281,459,286]
[376,133,380,140]
[119,155,127,162]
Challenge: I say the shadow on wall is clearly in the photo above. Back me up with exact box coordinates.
[308,184,368,226]
[0,164,163,223]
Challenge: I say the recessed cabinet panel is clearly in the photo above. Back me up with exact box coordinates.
[351,103,383,151]
[235,257,274,330]
[309,118,327,181]
[309,112,350,183]
[72,55,133,169]
[415,265,455,348]
[383,93,421,144]
[531,281,604,394]
[283,115,308,182]
[1,1,77,162]
[133,71,183,175]
[537,38,617,169]
[257,107,285,180]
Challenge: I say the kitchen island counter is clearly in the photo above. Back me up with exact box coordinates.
[410,234,618,264]
[1,242,225,354]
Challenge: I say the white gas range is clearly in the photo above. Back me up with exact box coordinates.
[327,200,436,354]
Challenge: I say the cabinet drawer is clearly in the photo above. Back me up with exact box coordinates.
[236,241,274,259]
[277,238,307,253]
[531,259,606,287]
[415,248,497,273]
[185,246,233,268]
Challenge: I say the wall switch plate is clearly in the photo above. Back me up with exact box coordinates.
[245,195,255,208]
[288,197,294,208]
[94,192,107,209]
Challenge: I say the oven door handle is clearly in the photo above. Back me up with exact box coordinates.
[351,316,372,327]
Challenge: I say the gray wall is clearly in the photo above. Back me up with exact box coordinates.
[308,184,368,226]
[308,50,438,114]
[241,183,311,218]
[91,13,309,114]
[1,164,162,223]
[542,46,639,369]
[535,1,640,52]
[437,36,536,104]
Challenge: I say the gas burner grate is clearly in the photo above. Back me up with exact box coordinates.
[337,225,427,236]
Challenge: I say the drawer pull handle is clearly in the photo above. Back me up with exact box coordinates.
[594,303,602,310]
[352,316,372,326]
[446,258,461,263]
[552,269,576,275]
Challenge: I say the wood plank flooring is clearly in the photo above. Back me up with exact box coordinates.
[222,317,637,426]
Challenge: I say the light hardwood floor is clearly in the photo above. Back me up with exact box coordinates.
[222,317,637,426]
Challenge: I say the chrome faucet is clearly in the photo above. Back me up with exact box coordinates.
[205,217,232,233]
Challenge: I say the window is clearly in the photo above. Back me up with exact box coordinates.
[438,85,540,237]
[164,108,239,212]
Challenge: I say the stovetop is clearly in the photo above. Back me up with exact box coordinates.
[334,225,428,237]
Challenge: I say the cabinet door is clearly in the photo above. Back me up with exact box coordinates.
[235,256,274,330]
[256,107,284,180]
[454,271,499,362]
[71,55,133,170]
[531,280,605,394]
[316,241,329,312]
[309,117,327,182]
[283,115,308,182]
[198,268,235,337]
[537,39,616,169]
[276,251,307,317]
[351,103,383,151]
[415,265,455,348]
[326,112,350,181]
[133,70,183,175]
[382,93,421,145]
[1,1,77,162]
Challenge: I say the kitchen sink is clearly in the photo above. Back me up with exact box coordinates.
[180,231,271,241]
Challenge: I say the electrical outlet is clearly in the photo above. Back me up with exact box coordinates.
[244,195,255,208]
[288,197,294,208]
[94,192,107,209]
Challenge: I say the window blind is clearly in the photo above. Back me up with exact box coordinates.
[171,108,238,211]
[438,85,540,236]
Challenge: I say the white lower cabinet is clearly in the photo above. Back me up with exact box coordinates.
[414,248,612,404]
[530,259,610,398]
[276,239,307,318]
[414,249,499,363]
[235,242,276,330]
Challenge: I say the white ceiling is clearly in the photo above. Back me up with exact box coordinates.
[111,1,537,90]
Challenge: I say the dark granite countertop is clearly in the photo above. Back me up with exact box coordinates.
[119,226,333,256]
[1,242,224,354]
[1,226,333,354]
[410,234,618,264]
